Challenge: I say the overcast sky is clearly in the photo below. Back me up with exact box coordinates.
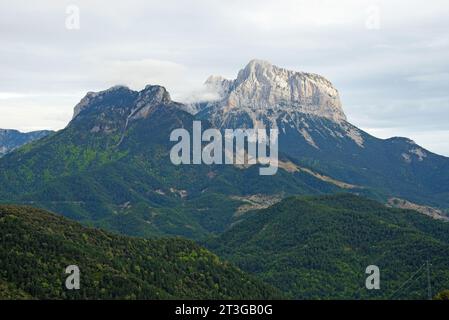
[1,0,449,155]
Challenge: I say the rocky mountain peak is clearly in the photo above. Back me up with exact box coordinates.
[204,60,347,124]
[72,85,173,121]
[235,59,278,84]
[73,85,135,119]
[136,85,171,107]
[129,85,173,121]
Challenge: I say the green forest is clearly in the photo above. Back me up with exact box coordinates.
[206,194,449,299]
[0,205,282,299]
[2,194,449,299]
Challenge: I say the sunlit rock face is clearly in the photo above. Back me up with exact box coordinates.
[200,59,346,131]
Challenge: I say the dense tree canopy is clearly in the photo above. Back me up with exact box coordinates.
[206,194,449,299]
[0,205,282,299]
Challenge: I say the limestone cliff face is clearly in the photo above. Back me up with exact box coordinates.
[203,59,346,128]
[197,60,360,149]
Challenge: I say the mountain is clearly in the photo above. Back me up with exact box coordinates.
[0,129,53,157]
[1,60,449,300]
[199,59,346,127]
[206,194,449,299]
[0,60,447,240]
[0,204,282,299]
[0,85,349,239]
[196,60,449,209]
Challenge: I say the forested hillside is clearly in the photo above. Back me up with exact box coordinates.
[206,194,449,299]
[0,205,282,299]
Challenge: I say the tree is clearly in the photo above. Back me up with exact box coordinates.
[434,290,449,300]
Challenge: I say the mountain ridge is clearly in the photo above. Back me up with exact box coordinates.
[196,60,449,209]
[199,59,346,130]
[0,128,53,157]
[0,60,448,240]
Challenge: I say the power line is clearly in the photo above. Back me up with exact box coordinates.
[426,259,432,300]
[392,271,426,300]
[353,254,433,299]
[389,263,426,300]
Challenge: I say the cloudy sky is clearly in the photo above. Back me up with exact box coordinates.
[1,0,449,155]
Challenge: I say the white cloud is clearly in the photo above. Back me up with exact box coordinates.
[0,99,74,132]
[94,59,188,92]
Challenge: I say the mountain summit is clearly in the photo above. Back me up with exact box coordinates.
[72,85,174,121]
[202,59,346,129]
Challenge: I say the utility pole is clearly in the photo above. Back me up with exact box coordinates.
[426,259,432,300]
